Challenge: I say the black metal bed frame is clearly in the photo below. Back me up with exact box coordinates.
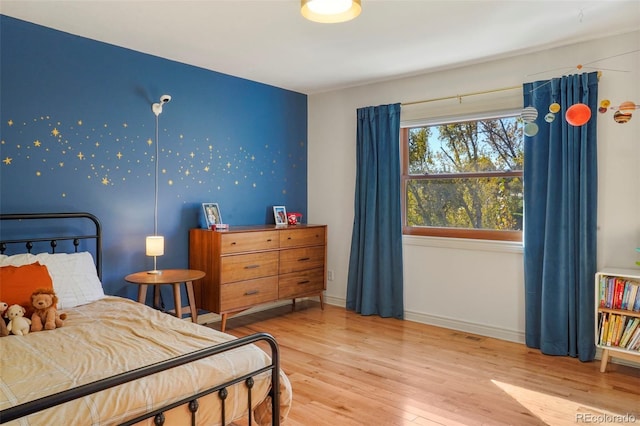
[0,212,281,425]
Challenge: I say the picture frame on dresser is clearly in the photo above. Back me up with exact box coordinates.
[273,206,287,225]
[202,203,222,228]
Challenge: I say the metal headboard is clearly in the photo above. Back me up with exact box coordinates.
[0,212,102,279]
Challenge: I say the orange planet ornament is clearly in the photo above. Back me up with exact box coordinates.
[618,101,637,115]
[613,111,632,124]
[565,103,591,126]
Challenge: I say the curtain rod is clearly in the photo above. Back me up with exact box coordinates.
[402,85,521,107]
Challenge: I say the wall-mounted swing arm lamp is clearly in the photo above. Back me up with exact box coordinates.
[301,0,361,23]
[146,94,171,274]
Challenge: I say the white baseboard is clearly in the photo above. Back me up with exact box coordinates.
[324,296,525,344]
[196,299,293,326]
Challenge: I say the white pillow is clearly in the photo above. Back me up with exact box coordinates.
[0,253,37,266]
[0,252,104,309]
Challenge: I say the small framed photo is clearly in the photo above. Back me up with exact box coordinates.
[273,206,287,225]
[202,203,222,228]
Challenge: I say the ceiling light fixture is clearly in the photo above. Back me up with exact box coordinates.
[301,0,361,23]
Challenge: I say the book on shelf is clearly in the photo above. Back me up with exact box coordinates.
[599,274,640,312]
[627,282,640,311]
[619,317,640,348]
[626,326,640,351]
[613,278,625,309]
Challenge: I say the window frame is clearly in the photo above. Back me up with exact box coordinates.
[400,112,524,242]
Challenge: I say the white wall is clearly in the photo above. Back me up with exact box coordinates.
[307,31,640,343]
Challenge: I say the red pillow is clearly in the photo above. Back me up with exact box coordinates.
[0,262,54,317]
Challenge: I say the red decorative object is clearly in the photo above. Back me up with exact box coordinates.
[287,212,302,225]
[565,103,591,126]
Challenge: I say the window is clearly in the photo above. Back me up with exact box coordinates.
[401,112,524,241]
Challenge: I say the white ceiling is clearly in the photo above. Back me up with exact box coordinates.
[2,0,639,94]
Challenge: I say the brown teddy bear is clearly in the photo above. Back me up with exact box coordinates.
[0,301,9,337]
[30,288,67,331]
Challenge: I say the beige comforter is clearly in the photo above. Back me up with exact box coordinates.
[0,296,291,425]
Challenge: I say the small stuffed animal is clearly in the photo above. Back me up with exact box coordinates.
[31,288,67,331]
[6,304,31,335]
[0,302,9,337]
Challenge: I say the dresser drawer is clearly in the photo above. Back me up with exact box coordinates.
[279,246,325,274]
[220,231,278,254]
[280,227,326,248]
[279,268,325,299]
[220,277,278,311]
[220,251,278,283]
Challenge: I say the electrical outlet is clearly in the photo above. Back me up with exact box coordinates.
[327,270,334,281]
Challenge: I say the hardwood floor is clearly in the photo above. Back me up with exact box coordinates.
[216,301,640,426]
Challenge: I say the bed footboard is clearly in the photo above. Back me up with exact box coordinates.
[0,332,281,425]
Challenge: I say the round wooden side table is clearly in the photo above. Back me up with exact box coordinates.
[125,269,205,323]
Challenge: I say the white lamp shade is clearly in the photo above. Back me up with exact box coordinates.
[301,0,361,23]
[145,236,165,256]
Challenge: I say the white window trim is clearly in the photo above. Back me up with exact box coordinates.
[403,234,523,254]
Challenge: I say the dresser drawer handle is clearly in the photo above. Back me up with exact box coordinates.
[245,289,259,295]
[298,257,311,262]
[287,237,292,240]
[231,242,237,245]
[297,280,311,285]
[267,238,272,242]
[244,264,260,269]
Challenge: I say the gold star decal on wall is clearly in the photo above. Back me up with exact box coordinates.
[52,128,60,137]
[123,123,128,128]
[3,157,12,165]
[77,152,85,160]
[147,138,153,146]
[117,152,123,159]
[102,177,109,185]
[59,162,64,167]
[204,166,210,172]
[34,140,41,147]
[8,120,13,126]
[36,171,41,176]
[190,152,195,158]
[77,120,83,126]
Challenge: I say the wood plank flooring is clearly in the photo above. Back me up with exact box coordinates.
[214,301,640,426]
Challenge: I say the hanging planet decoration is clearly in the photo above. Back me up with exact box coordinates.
[544,113,556,123]
[565,103,591,126]
[599,99,610,113]
[524,122,539,137]
[618,101,637,115]
[521,106,538,123]
[549,103,561,113]
[613,111,632,124]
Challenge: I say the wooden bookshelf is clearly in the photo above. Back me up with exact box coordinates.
[595,268,640,372]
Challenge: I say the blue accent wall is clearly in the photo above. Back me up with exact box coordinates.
[0,16,308,300]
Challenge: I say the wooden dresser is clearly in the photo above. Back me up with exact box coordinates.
[189,224,326,331]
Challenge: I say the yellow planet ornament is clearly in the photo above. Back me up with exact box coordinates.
[549,103,561,113]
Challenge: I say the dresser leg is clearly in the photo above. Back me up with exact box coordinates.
[220,313,228,332]
[319,293,324,309]
[291,298,296,311]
